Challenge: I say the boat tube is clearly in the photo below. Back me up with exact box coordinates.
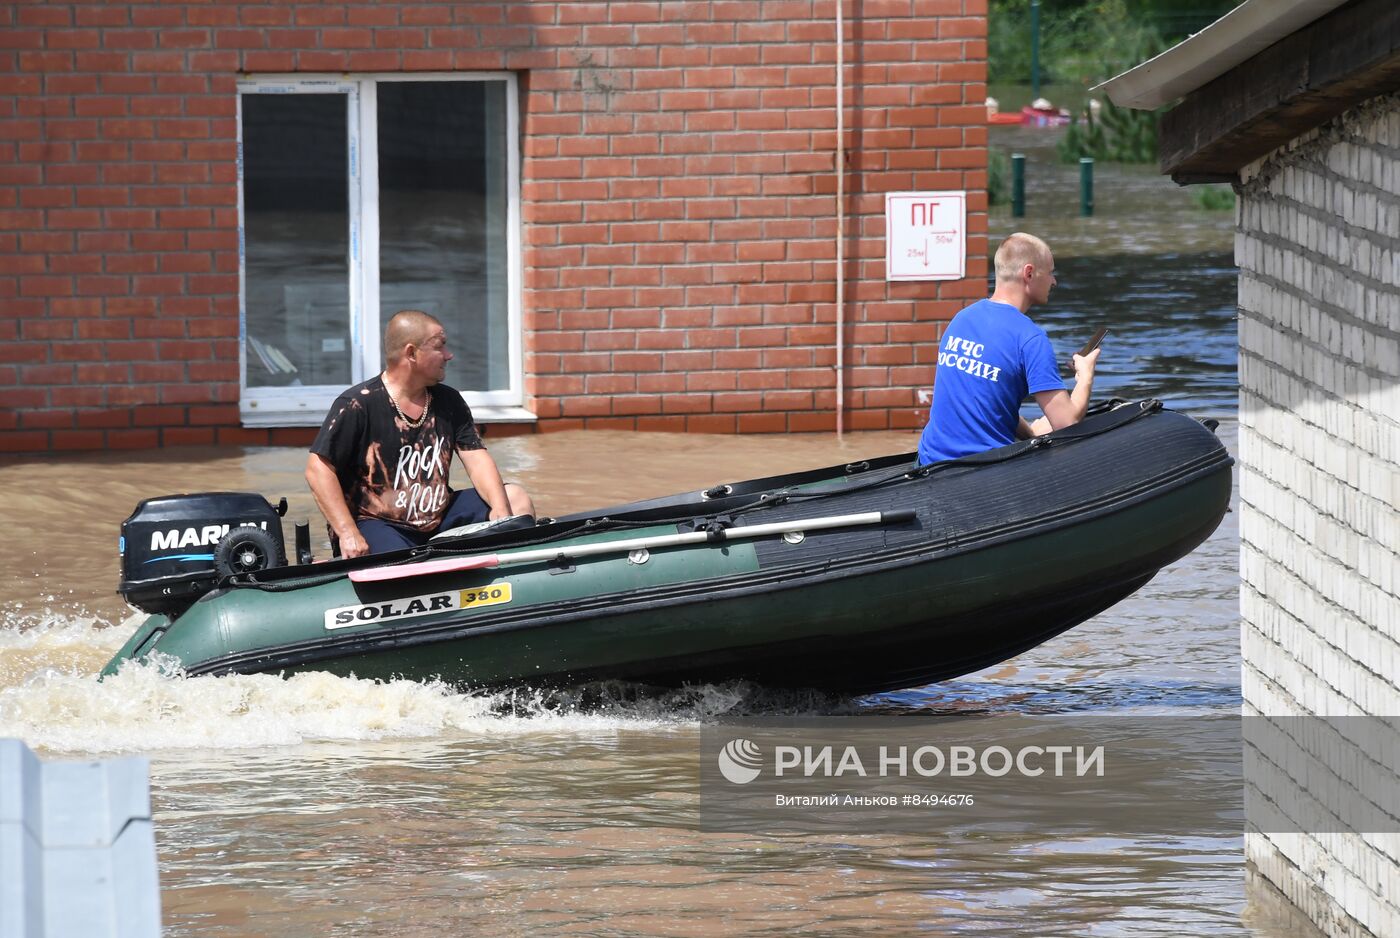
[104,400,1232,694]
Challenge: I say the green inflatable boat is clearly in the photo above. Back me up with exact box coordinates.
[104,400,1232,694]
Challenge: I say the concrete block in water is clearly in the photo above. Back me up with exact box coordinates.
[0,739,160,938]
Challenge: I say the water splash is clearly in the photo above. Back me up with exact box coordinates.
[0,603,130,687]
[0,611,863,756]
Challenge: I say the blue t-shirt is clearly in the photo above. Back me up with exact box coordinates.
[917,299,1066,464]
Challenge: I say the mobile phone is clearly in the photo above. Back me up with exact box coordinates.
[1077,327,1108,358]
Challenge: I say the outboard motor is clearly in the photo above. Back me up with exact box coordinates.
[118,492,287,615]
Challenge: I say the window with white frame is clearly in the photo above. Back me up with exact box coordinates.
[236,75,525,427]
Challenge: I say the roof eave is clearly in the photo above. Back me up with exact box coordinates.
[1094,0,1350,110]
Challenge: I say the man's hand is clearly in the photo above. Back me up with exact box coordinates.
[1034,346,1101,433]
[458,450,536,520]
[306,453,369,559]
[1072,346,1101,380]
[337,528,370,559]
[458,448,513,519]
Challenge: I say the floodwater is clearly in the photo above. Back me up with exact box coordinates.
[0,132,1317,936]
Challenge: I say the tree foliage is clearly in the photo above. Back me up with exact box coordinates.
[991,0,1237,164]
[990,0,1236,87]
[1191,184,1236,211]
[1058,96,1159,164]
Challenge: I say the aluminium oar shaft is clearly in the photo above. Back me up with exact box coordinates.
[492,510,908,567]
[349,509,916,583]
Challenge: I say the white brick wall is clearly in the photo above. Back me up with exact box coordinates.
[1237,92,1400,937]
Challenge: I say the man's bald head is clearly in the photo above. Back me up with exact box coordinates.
[994,233,1053,282]
[384,309,442,366]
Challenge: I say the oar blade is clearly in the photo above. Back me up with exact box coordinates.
[348,554,500,583]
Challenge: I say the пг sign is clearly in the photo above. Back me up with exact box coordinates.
[885,191,966,281]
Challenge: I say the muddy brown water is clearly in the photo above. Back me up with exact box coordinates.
[0,135,1318,936]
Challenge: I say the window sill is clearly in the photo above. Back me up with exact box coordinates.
[240,402,537,428]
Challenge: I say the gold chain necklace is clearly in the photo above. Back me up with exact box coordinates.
[387,385,429,429]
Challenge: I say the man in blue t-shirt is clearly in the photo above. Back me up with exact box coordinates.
[918,233,1100,464]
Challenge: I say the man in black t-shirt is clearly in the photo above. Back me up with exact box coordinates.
[306,309,534,557]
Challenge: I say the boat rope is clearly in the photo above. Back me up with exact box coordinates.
[230,569,346,591]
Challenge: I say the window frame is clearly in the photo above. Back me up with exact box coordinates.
[235,73,527,428]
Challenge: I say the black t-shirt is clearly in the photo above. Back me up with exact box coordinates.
[310,376,484,532]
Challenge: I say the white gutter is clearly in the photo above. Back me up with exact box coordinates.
[1094,0,1349,109]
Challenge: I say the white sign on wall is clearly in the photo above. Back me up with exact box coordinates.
[885,191,966,281]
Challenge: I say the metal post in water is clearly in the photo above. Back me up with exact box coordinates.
[1079,157,1094,216]
[1030,0,1042,101]
[1011,153,1026,217]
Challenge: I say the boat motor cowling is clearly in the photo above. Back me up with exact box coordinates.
[119,492,287,615]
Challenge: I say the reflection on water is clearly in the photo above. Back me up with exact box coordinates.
[1037,253,1239,416]
[241,82,511,395]
[0,151,1314,934]
[242,93,352,390]
[378,79,512,392]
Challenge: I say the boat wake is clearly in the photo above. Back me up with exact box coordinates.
[0,610,862,755]
[491,679,861,720]
[1,608,1240,756]
[0,602,129,687]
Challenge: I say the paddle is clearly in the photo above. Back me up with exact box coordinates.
[349,509,918,583]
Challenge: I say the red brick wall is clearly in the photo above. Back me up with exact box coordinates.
[0,1,988,453]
